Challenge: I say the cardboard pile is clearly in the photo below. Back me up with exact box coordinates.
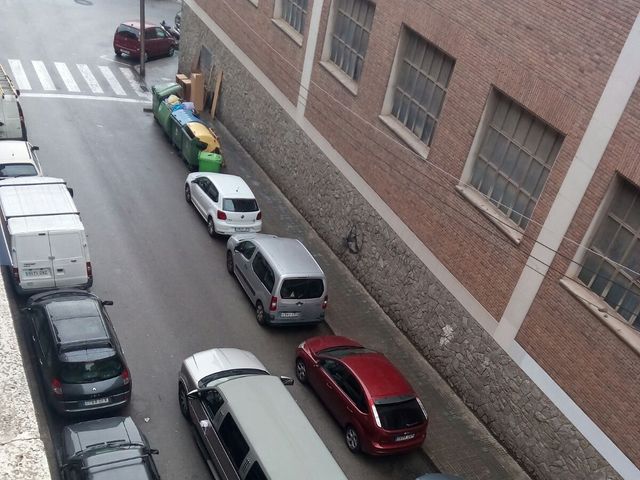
[175,72,204,113]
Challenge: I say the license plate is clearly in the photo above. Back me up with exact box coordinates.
[395,433,415,442]
[280,312,300,318]
[235,227,250,232]
[84,398,109,407]
[23,268,50,278]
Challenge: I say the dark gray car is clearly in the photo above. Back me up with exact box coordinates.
[59,416,160,479]
[24,290,131,414]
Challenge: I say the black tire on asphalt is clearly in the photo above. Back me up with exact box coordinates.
[115,49,122,57]
[226,251,234,274]
[295,358,308,384]
[345,425,360,453]
[178,384,189,419]
[168,46,175,57]
[207,217,216,237]
[185,184,191,204]
[255,301,266,326]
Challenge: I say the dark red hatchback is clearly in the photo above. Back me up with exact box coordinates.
[296,335,429,455]
[113,21,176,61]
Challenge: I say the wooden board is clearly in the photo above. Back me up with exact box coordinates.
[210,70,224,119]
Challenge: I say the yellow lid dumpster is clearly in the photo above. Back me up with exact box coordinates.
[187,122,221,153]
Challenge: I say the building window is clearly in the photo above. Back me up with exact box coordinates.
[469,92,563,228]
[329,0,375,81]
[281,0,308,34]
[389,29,454,148]
[578,178,640,330]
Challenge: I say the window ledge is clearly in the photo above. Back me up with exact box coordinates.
[456,184,523,245]
[560,277,640,357]
[247,0,258,6]
[378,115,429,160]
[271,18,303,47]
[319,61,358,96]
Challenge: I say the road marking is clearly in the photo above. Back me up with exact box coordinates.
[119,67,148,98]
[54,62,80,92]
[20,92,149,104]
[32,60,56,90]
[7,59,31,90]
[98,66,126,96]
[77,64,104,94]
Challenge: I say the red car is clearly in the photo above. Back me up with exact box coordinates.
[296,335,428,455]
[113,22,177,61]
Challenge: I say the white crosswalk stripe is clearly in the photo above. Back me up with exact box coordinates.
[119,67,149,98]
[98,66,126,96]
[54,62,80,92]
[32,60,56,91]
[77,64,103,94]
[8,59,31,90]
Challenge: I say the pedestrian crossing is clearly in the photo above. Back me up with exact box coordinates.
[3,59,150,101]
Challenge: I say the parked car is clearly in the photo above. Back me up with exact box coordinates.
[0,64,27,140]
[59,416,160,479]
[178,348,347,480]
[295,335,429,455]
[113,21,177,61]
[185,172,261,236]
[226,234,328,325]
[24,290,131,414]
[0,140,42,178]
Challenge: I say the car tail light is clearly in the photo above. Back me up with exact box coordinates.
[256,211,262,220]
[269,296,278,311]
[12,267,20,283]
[51,378,63,396]
[217,210,227,220]
[121,368,131,385]
[86,262,93,279]
[322,295,328,309]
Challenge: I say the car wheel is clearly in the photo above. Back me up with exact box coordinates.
[207,217,216,237]
[114,49,122,57]
[255,301,266,326]
[178,384,189,419]
[143,51,149,63]
[345,425,360,453]
[295,358,308,384]
[185,184,191,204]
[168,46,175,57]
[226,251,234,274]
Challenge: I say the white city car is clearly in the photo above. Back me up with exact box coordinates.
[184,172,262,236]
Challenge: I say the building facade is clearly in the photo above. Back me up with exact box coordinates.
[178,1,640,478]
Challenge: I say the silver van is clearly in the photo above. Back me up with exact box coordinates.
[178,348,348,480]
[226,234,327,326]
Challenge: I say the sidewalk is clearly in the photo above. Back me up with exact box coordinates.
[214,117,532,480]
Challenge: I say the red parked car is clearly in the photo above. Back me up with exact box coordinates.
[113,22,177,61]
[295,335,429,455]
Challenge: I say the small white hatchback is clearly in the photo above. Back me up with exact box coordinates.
[185,172,262,236]
[0,141,43,178]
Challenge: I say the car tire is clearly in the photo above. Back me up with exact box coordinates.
[114,49,122,57]
[207,217,216,237]
[226,251,234,274]
[143,51,149,63]
[185,184,191,204]
[168,46,175,57]
[255,301,266,326]
[178,384,189,419]
[345,425,360,453]
[295,358,308,384]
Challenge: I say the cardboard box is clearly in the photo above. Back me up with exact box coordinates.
[190,72,204,112]
[175,74,190,100]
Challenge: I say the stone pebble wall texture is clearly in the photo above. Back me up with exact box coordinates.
[179,6,620,480]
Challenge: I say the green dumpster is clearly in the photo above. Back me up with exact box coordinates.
[151,82,182,116]
[199,152,223,172]
[156,100,173,133]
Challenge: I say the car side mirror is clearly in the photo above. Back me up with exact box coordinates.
[102,300,114,306]
[187,389,200,399]
[67,187,74,197]
[148,448,159,455]
[280,376,294,386]
[234,246,241,252]
[31,145,40,151]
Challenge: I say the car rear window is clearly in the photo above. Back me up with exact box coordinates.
[375,398,426,430]
[222,198,258,212]
[0,163,38,178]
[280,278,324,299]
[116,24,139,39]
[60,356,123,384]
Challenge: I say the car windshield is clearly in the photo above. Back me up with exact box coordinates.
[280,278,324,299]
[60,356,123,384]
[203,368,269,387]
[0,163,37,178]
[222,198,259,212]
[375,398,426,430]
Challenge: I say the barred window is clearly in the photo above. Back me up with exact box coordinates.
[578,178,640,330]
[391,29,454,147]
[470,92,563,228]
[282,0,308,34]
[329,0,375,81]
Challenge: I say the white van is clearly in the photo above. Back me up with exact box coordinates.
[0,65,27,140]
[0,177,92,294]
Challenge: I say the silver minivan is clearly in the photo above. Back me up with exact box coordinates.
[226,234,327,326]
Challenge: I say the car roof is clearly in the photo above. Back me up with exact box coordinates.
[119,21,156,30]
[43,296,112,350]
[338,352,415,400]
[198,173,254,199]
[218,375,347,480]
[184,348,268,385]
[0,141,33,164]
[252,236,324,277]
[0,177,77,218]
[8,213,83,235]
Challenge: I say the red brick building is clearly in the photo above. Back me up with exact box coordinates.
[179,1,640,478]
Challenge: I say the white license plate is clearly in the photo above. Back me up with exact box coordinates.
[280,312,300,318]
[23,268,50,278]
[395,433,415,442]
[235,227,250,232]
[84,398,109,407]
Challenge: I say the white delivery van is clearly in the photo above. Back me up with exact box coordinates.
[0,177,92,294]
[0,64,27,140]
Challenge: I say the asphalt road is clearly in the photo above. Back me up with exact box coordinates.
[2,1,435,479]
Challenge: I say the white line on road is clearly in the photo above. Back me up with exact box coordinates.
[77,64,104,94]
[32,60,56,91]
[54,62,80,92]
[8,59,31,90]
[98,66,126,96]
[20,92,149,104]
[119,67,149,98]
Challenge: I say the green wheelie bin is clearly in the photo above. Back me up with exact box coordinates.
[198,152,223,173]
[151,82,182,116]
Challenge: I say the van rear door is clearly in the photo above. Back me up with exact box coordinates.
[277,278,326,323]
[48,231,88,288]
[15,232,55,290]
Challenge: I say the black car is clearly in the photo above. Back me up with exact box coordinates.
[59,416,160,479]
[24,290,131,414]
